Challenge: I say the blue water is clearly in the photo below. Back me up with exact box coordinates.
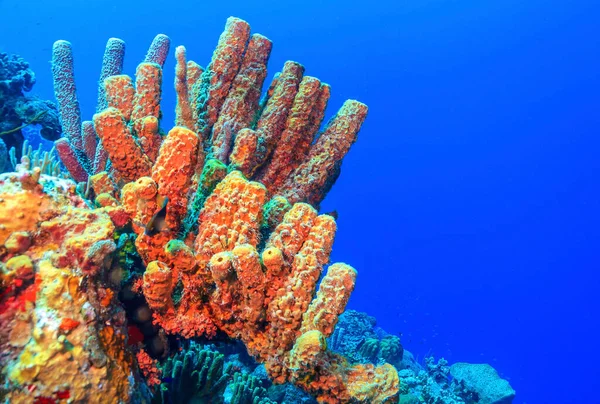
[2,0,599,402]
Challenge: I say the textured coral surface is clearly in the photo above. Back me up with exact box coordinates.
[0,169,142,403]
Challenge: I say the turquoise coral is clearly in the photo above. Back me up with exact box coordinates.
[155,343,231,403]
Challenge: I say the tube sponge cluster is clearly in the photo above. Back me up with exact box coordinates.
[44,16,397,403]
[51,34,169,183]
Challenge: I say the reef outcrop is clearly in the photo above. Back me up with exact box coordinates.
[0,168,145,403]
[1,16,399,404]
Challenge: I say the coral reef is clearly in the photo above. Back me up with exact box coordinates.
[449,363,516,404]
[397,357,479,404]
[0,12,521,404]
[0,52,61,169]
[329,311,515,404]
[329,310,404,368]
[41,16,398,403]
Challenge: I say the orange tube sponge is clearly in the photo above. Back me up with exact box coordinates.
[300,263,357,337]
[174,46,195,130]
[187,60,204,125]
[120,176,158,234]
[142,260,174,312]
[93,108,152,183]
[194,171,267,268]
[135,169,398,401]
[136,115,162,163]
[265,214,336,356]
[263,203,318,304]
[256,78,329,193]
[194,17,251,141]
[266,203,318,265]
[281,100,368,206]
[47,18,397,403]
[131,62,163,125]
[248,61,304,175]
[151,126,199,229]
[228,128,260,177]
[104,74,135,121]
[208,244,266,339]
[211,34,272,162]
[103,70,162,163]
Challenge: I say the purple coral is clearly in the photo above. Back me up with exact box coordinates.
[97,38,126,112]
[0,52,35,95]
[144,34,171,68]
[55,137,88,182]
[51,40,83,152]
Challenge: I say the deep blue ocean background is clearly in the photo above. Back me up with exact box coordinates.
[2,0,599,402]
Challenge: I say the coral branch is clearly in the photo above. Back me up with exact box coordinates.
[300,263,357,336]
[194,17,251,141]
[281,100,368,206]
[97,38,126,111]
[51,40,83,152]
[256,76,325,192]
[131,62,163,125]
[54,137,88,182]
[144,34,171,67]
[151,126,199,229]
[93,108,152,183]
[210,34,272,162]
[81,120,97,162]
[174,46,194,130]
[104,74,135,121]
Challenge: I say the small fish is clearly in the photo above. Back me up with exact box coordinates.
[145,196,169,236]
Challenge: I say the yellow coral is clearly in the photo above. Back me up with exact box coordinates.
[0,171,136,403]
